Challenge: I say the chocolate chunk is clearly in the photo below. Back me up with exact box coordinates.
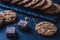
[17,20,28,30]
[6,27,16,38]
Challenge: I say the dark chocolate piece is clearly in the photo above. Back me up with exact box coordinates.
[6,27,16,38]
[17,20,28,30]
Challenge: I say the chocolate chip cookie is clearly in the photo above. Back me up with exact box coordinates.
[11,0,20,4]
[18,0,31,5]
[44,3,60,14]
[0,13,4,26]
[41,0,52,10]
[24,0,40,7]
[1,10,17,23]
[31,0,45,8]
[35,21,57,36]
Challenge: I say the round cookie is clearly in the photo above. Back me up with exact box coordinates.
[31,0,45,8]
[24,0,40,7]
[40,0,52,10]
[11,0,20,4]
[35,21,57,36]
[1,10,17,23]
[44,3,60,14]
[18,0,31,5]
[18,0,25,5]
[0,13,4,26]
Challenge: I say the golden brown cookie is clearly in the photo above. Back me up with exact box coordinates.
[24,0,40,7]
[11,0,21,4]
[35,21,57,36]
[44,3,60,14]
[40,0,52,10]
[1,10,17,23]
[0,13,4,26]
[18,0,31,5]
[31,0,45,8]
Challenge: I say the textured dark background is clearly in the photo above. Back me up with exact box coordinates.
[0,0,60,40]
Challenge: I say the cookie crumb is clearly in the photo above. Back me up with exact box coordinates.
[25,17,29,21]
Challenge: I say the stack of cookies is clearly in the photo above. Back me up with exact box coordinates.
[1,0,60,14]
[0,10,17,26]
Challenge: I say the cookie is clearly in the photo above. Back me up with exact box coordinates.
[31,0,45,8]
[40,0,52,10]
[24,0,40,7]
[18,0,31,5]
[35,21,57,36]
[0,13,4,26]
[11,0,20,4]
[1,10,17,23]
[44,3,60,14]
